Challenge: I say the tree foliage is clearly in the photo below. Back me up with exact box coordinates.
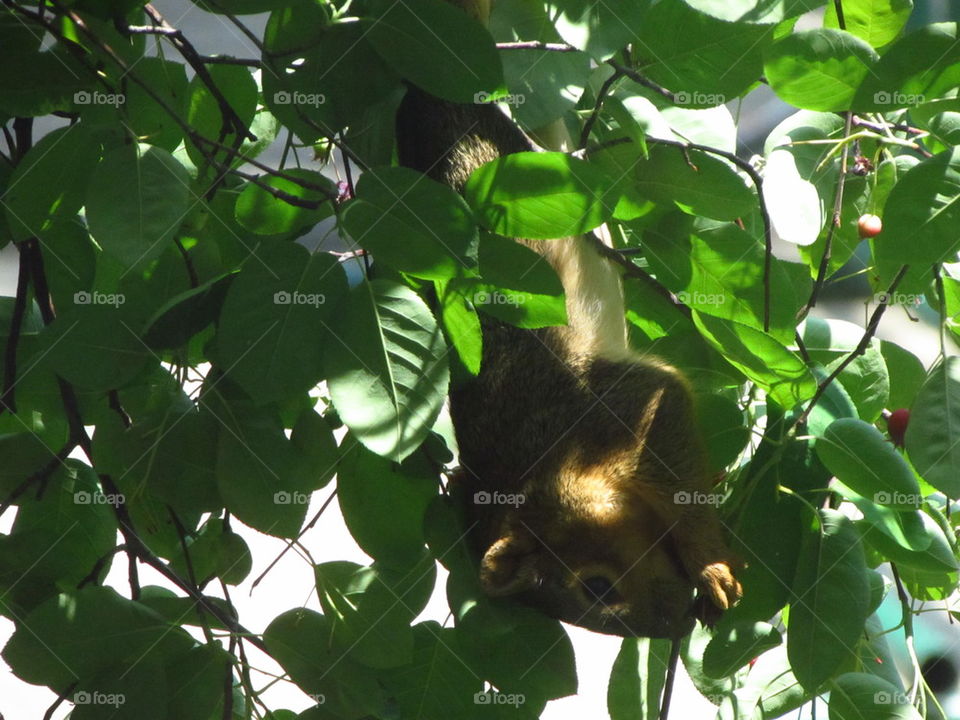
[1,0,959,718]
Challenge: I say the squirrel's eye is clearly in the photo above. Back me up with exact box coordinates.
[582,576,618,603]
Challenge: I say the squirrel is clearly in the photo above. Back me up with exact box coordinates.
[395,0,741,638]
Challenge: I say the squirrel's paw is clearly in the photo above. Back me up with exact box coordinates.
[700,561,743,611]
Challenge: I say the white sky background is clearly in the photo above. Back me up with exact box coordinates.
[2,1,959,718]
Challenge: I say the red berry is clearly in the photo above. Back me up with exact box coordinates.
[887,408,910,447]
[858,214,883,238]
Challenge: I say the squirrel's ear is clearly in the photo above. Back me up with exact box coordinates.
[479,527,539,596]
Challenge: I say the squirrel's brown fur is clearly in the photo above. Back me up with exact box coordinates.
[395,3,740,638]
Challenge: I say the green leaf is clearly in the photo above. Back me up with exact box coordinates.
[802,317,890,423]
[324,280,450,462]
[636,3,773,106]
[608,637,672,720]
[86,143,193,270]
[264,608,386,718]
[905,356,960,498]
[634,147,755,221]
[235,169,334,235]
[0,49,92,116]
[435,280,482,375]
[72,659,166,720]
[336,442,437,568]
[164,644,233,720]
[788,509,870,691]
[824,0,913,49]
[211,385,331,538]
[644,215,810,344]
[143,272,236,350]
[876,148,960,294]
[365,0,504,103]
[215,241,347,403]
[678,0,823,24]
[454,589,576,707]
[692,311,816,409]
[501,47,590,128]
[42,304,152,391]
[314,558,435,669]
[121,57,189,151]
[764,29,878,111]
[2,586,193,690]
[763,148,825,246]
[695,393,750,474]
[0,461,116,610]
[816,419,920,507]
[546,0,647,60]
[185,63,258,168]
[380,622,485,720]
[853,23,960,111]
[263,8,400,140]
[702,621,782,678]
[465,152,615,239]
[342,166,478,280]
[1,125,101,241]
[829,672,921,719]
[861,508,958,574]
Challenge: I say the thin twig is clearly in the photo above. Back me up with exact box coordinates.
[606,61,675,102]
[797,112,854,323]
[579,68,623,150]
[1,240,33,413]
[794,265,909,428]
[496,41,577,52]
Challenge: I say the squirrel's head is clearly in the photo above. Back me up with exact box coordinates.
[475,469,699,638]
